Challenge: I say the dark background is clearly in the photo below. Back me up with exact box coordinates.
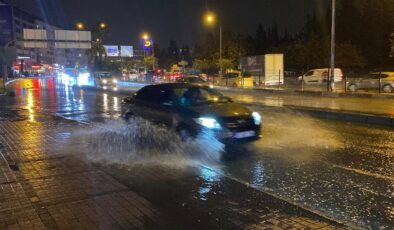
[7,0,329,47]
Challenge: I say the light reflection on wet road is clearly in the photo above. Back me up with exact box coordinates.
[3,77,394,229]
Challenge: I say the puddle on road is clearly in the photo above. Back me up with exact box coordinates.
[250,107,343,161]
[59,118,224,169]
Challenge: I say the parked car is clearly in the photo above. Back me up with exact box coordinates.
[298,68,343,84]
[347,72,394,93]
[121,83,262,144]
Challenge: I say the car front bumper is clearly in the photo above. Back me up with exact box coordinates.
[202,125,261,144]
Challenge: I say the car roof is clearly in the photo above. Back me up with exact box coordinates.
[310,68,342,71]
[371,72,394,75]
[143,83,206,89]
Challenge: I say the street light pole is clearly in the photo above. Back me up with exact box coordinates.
[330,0,336,92]
[219,25,222,76]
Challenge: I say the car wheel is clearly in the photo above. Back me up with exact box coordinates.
[123,112,133,120]
[348,84,357,92]
[383,85,393,93]
[175,125,195,142]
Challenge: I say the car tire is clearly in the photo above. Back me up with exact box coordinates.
[348,84,357,92]
[383,85,393,93]
[123,112,133,120]
[175,125,195,142]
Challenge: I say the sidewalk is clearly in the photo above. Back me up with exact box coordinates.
[0,108,161,229]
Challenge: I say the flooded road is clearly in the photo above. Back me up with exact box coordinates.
[2,77,393,229]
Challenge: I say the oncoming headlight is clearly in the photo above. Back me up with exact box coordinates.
[252,112,262,125]
[102,79,108,84]
[195,117,221,129]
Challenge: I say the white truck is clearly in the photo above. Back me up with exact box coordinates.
[240,54,284,86]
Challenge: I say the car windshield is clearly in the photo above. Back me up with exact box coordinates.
[96,73,112,78]
[173,86,231,106]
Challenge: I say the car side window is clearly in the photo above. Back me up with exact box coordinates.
[305,71,314,76]
[135,86,172,104]
[369,74,386,79]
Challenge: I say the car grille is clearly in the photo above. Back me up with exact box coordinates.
[220,116,255,130]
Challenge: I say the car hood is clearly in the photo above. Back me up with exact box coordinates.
[187,103,252,118]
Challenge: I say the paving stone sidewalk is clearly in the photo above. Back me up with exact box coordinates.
[0,109,160,229]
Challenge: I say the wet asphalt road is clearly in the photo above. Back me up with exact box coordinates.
[2,77,394,229]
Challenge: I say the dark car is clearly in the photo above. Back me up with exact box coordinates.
[121,83,262,143]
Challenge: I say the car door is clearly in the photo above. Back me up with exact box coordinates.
[361,74,380,90]
[132,86,156,119]
[133,86,175,126]
[303,70,314,83]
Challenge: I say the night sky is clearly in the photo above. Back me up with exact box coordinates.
[9,0,330,48]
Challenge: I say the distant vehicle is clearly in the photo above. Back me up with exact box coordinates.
[217,71,253,88]
[122,70,138,81]
[176,75,213,88]
[299,68,343,84]
[121,83,262,143]
[94,71,117,89]
[165,70,183,81]
[240,54,284,86]
[347,72,394,93]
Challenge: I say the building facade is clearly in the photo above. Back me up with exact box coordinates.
[0,0,88,73]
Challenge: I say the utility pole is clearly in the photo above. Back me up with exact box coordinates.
[219,25,222,76]
[330,0,336,92]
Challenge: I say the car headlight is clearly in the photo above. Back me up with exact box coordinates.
[195,117,221,129]
[102,79,108,84]
[113,79,117,83]
[252,112,262,125]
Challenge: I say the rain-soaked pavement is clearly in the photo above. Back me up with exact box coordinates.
[1,76,393,229]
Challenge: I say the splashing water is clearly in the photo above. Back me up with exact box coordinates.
[63,118,225,168]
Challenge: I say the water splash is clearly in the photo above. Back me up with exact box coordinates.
[62,118,224,168]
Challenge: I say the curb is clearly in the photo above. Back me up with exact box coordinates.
[215,86,394,99]
[244,102,394,128]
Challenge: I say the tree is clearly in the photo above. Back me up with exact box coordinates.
[192,58,211,70]
[143,56,158,70]
[360,0,393,68]
[217,58,235,72]
[336,43,365,68]
[120,57,141,71]
[86,41,106,70]
[337,0,362,44]
[255,24,267,54]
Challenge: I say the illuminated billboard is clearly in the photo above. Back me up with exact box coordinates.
[104,45,119,57]
[120,46,133,57]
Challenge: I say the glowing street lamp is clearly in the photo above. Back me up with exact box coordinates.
[203,11,223,75]
[142,33,150,40]
[76,22,84,30]
[204,12,216,25]
[99,22,106,29]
